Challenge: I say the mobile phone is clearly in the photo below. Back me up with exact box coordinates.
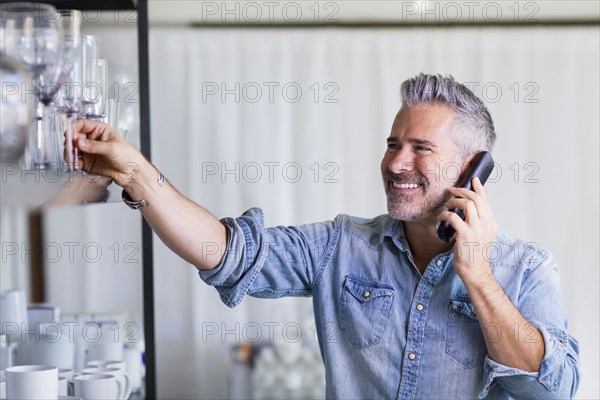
[436,151,495,242]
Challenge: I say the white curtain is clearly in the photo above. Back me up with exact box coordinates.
[149,26,599,399]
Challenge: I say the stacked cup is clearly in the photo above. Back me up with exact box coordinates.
[74,374,124,400]
[4,365,127,399]
[5,365,58,399]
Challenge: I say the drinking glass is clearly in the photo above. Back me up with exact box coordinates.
[81,35,100,118]
[0,2,65,169]
[83,58,107,119]
[54,9,82,170]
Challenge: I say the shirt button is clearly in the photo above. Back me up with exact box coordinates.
[408,353,416,360]
[435,259,442,267]
[416,304,424,311]
[363,291,371,298]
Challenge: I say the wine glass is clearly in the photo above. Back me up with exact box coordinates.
[54,9,82,170]
[81,35,99,117]
[0,2,64,169]
[83,57,108,120]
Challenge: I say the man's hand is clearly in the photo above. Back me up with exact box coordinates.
[439,176,499,287]
[439,176,544,372]
[72,119,150,189]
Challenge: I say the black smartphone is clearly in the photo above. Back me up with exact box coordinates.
[436,151,495,242]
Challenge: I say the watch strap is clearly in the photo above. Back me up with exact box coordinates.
[121,167,165,210]
[122,189,146,210]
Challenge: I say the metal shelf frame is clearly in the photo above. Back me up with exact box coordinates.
[0,0,155,397]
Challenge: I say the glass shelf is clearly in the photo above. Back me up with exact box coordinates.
[0,165,121,209]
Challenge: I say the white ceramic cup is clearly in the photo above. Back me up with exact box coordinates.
[87,359,138,395]
[58,376,68,396]
[26,323,75,370]
[0,290,28,337]
[82,367,131,400]
[6,365,58,400]
[84,343,123,365]
[59,369,75,396]
[74,374,122,400]
[123,345,142,394]
[59,368,74,382]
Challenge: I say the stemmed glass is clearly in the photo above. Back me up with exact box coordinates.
[82,43,108,121]
[53,9,82,170]
[0,2,64,169]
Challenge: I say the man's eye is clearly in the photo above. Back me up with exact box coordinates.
[416,146,431,152]
[387,143,399,150]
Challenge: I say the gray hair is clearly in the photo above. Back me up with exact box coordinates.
[400,73,496,158]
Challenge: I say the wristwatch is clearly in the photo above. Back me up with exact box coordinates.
[121,168,165,210]
[122,190,147,210]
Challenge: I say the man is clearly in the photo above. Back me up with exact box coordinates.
[73,74,580,399]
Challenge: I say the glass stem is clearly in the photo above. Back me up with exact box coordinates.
[65,113,78,171]
[30,102,49,169]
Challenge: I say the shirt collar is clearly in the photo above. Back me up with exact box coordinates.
[383,216,411,252]
[383,216,454,261]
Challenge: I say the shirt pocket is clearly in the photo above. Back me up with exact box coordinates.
[339,274,394,349]
[445,298,487,368]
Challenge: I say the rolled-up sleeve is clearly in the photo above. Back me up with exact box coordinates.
[478,249,580,399]
[198,207,338,308]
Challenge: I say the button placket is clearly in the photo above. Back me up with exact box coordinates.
[398,272,440,399]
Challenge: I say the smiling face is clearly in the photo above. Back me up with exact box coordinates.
[381,103,463,221]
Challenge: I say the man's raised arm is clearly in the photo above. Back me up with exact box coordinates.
[73,119,226,270]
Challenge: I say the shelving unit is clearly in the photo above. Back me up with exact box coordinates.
[0,0,155,397]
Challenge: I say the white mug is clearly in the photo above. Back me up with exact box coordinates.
[59,368,74,382]
[0,290,28,337]
[80,321,123,370]
[58,376,68,396]
[68,321,86,374]
[84,343,123,365]
[26,323,75,370]
[86,360,137,395]
[6,365,58,400]
[123,345,143,394]
[74,374,123,400]
[59,368,75,396]
[82,367,131,400]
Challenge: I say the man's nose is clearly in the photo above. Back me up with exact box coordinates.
[388,149,414,173]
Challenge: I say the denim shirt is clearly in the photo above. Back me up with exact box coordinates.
[198,208,580,399]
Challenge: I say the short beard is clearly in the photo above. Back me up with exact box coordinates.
[386,190,451,221]
[384,170,452,221]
